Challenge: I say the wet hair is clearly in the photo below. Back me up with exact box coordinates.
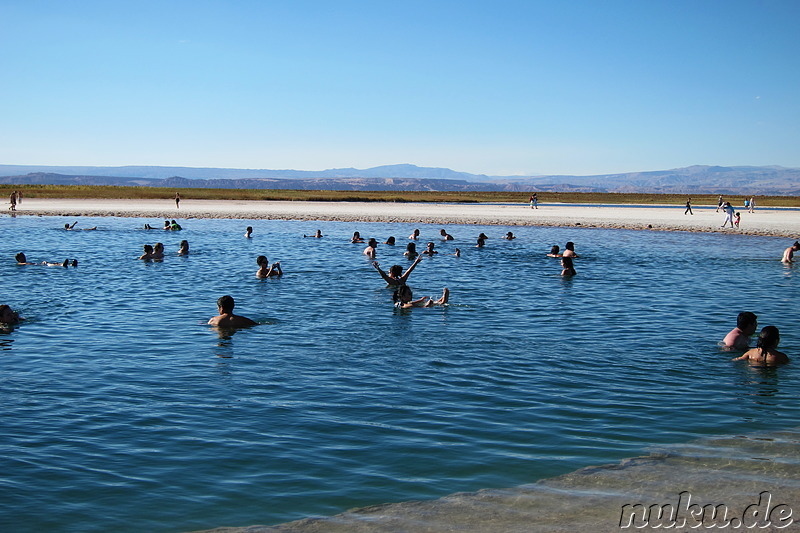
[406,242,416,252]
[15,252,26,263]
[143,244,153,253]
[0,304,19,324]
[353,231,361,238]
[385,236,395,245]
[756,326,780,357]
[180,240,188,248]
[392,284,412,303]
[70,259,78,267]
[477,237,485,246]
[737,312,757,330]
[256,255,268,266]
[561,256,574,269]
[794,241,800,248]
[246,226,253,232]
[427,242,435,248]
[154,243,164,251]
[64,223,70,229]
[217,295,235,313]
[389,265,402,277]
[549,245,560,255]
[565,242,575,251]
[368,238,377,247]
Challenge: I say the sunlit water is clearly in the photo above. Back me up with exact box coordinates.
[1,215,798,532]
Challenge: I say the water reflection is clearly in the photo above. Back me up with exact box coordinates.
[0,336,14,350]
[213,327,238,358]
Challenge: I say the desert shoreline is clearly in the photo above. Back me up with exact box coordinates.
[6,197,800,238]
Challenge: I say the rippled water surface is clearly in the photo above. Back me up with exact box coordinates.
[1,215,799,532]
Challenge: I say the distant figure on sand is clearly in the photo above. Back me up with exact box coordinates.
[722,311,758,351]
[734,212,741,228]
[440,229,454,241]
[732,326,789,366]
[716,195,724,212]
[529,193,538,209]
[720,202,736,228]
[393,285,449,308]
[178,240,189,255]
[547,245,561,257]
[372,255,423,287]
[175,192,181,209]
[208,295,257,328]
[8,191,17,211]
[781,242,800,263]
[256,256,282,278]
[748,196,755,213]
[561,256,576,276]
[684,198,693,215]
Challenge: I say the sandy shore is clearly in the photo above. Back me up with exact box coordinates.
[8,198,800,238]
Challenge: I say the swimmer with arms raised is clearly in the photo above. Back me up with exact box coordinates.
[208,295,257,328]
[732,326,789,365]
[372,255,423,287]
[393,285,449,308]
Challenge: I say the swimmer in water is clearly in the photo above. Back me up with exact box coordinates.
[256,255,282,278]
[384,236,396,245]
[0,304,21,325]
[502,231,516,240]
[440,229,454,241]
[170,220,182,231]
[393,285,449,308]
[64,221,78,230]
[152,243,165,260]
[478,232,489,240]
[163,220,171,230]
[372,255,423,287]
[561,256,576,276]
[208,295,257,328]
[351,231,365,243]
[562,241,579,258]
[178,240,189,255]
[781,241,800,263]
[476,237,485,248]
[547,245,562,257]
[404,242,418,260]
[722,311,758,351]
[139,244,155,260]
[454,248,461,257]
[304,229,323,238]
[363,238,378,259]
[245,226,253,238]
[422,242,438,255]
[732,326,789,365]
[409,229,420,240]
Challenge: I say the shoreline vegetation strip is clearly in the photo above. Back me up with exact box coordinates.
[2,185,799,206]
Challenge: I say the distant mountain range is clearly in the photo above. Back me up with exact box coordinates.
[1,163,799,195]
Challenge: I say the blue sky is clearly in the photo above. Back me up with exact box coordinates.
[2,0,798,176]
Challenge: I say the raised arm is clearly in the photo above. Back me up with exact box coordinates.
[372,261,393,284]
[400,255,423,282]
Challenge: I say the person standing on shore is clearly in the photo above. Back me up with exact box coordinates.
[684,198,693,215]
[716,195,724,212]
[720,202,736,228]
[9,191,17,211]
[748,196,755,213]
[16,190,22,204]
[530,193,538,209]
[175,192,181,209]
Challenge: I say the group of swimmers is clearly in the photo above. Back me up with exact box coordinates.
[144,220,183,231]
[722,311,789,365]
[139,241,190,260]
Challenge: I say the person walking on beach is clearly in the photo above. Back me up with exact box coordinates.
[530,193,538,209]
[748,196,756,213]
[208,295,257,328]
[175,192,181,209]
[684,198,693,215]
[9,191,17,211]
[720,202,736,228]
[732,326,789,366]
[782,241,800,263]
[734,212,741,228]
[716,195,724,212]
[16,190,22,204]
[722,311,758,351]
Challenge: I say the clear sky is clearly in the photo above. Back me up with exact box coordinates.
[2,0,798,176]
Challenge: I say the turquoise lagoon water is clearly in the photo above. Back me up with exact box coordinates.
[1,215,799,532]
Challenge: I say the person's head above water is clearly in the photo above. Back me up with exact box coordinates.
[0,304,20,324]
[143,244,153,253]
[217,295,236,314]
[550,245,560,255]
[565,241,575,251]
[15,252,26,263]
[389,265,403,277]
[256,255,268,266]
[737,311,758,334]
[756,325,780,350]
[406,242,416,252]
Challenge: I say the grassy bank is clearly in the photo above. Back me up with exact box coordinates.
[3,184,799,206]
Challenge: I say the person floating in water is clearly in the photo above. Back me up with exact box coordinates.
[372,255,423,287]
[547,245,562,257]
[782,241,800,263]
[454,248,461,257]
[722,311,758,351]
[170,220,182,231]
[208,295,257,328]
[256,256,282,278]
[351,231,365,243]
[440,229,454,241]
[245,226,253,238]
[178,240,189,255]
[393,285,449,308]
[64,221,78,230]
[15,252,36,265]
[303,229,323,238]
[476,237,485,248]
[732,326,789,366]
[151,243,165,260]
[384,236,396,245]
